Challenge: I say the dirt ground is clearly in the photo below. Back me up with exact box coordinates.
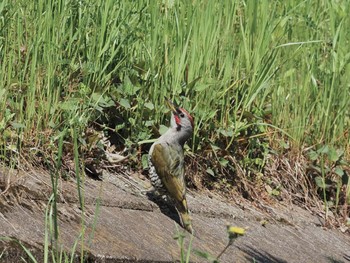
[0,167,349,263]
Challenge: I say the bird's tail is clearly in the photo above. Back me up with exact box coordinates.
[175,198,193,234]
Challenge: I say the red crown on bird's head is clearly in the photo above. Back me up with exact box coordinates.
[175,107,194,128]
[165,97,194,128]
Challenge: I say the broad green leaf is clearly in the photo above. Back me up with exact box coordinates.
[211,144,221,151]
[315,176,325,188]
[92,93,115,108]
[11,122,25,129]
[327,147,338,162]
[91,92,102,103]
[206,168,215,176]
[123,75,133,95]
[194,84,209,92]
[207,110,218,119]
[335,167,344,177]
[279,140,290,149]
[308,150,319,161]
[144,102,154,110]
[119,98,131,109]
[48,120,56,128]
[219,158,228,167]
[318,145,329,154]
[283,68,296,78]
[60,98,79,110]
[145,120,154,127]
[115,123,125,131]
[219,128,233,137]
[159,125,168,135]
[128,118,136,126]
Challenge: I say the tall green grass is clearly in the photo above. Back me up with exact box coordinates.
[1,0,349,154]
[0,0,349,236]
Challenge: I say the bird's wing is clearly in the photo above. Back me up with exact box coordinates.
[151,143,186,203]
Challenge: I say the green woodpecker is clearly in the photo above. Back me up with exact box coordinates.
[148,98,194,234]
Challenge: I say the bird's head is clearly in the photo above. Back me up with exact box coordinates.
[165,98,194,132]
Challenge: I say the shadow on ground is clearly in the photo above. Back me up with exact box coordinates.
[241,245,288,263]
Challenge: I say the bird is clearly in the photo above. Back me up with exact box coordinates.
[148,98,194,234]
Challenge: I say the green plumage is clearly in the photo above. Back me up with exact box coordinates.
[151,143,193,233]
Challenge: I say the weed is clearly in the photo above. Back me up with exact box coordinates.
[307,144,349,224]
[173,225,247,263]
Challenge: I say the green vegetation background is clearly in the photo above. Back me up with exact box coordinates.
[1,0,349,222]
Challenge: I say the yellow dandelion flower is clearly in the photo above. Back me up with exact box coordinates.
[227,226,246,235]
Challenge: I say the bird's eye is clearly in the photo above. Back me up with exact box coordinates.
[179,113,185,118]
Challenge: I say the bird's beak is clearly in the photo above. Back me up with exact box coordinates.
[165,97,178,115]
